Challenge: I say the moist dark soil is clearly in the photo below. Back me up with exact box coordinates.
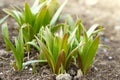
[0,0,120,80]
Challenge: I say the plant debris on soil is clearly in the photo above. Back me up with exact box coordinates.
[0,0,120,80]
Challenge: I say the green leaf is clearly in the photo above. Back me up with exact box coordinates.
[24,2,34,25]
[23,60,47,67]
[27,40,41,52]
[87,24,103,37]
[55,50,65,74]
[33,5,48,35]
[75,19,82,42]
[83,36,100,74]
[44,27,54,54]
[68,27,78,48]
[65,41,84,68]
[53,36,61,61]
[3,9,22,26]
[65,14,75,30]
[61,33,68,55]
[1,22,9,50]
[35,36,55,72]
[21,24,31,51]
[2,27,24,70]
[50,23,65,33]
[50,0,68,26]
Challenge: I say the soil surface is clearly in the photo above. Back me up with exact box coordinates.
[0,0,120,80]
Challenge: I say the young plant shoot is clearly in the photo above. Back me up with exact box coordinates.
[35,24,84,74]
[3,0,67,51]
[2,23,24,70]
[67,18,103,75]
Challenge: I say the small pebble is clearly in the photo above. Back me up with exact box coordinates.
[108,56,113,60]
[94,67,98,71]
[115,74,118,77]
[29,68,32,71]
[114,26,120,31]
[0,72,3,75]
[41,69,50,77]
[68,69,77,77]
[25,66,28,69]
[103,49,107,53]
[74,69,83,80]
[56,73,72,80]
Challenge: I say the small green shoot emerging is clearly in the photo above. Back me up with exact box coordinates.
[1,22,9,51]
[2,24,24,70]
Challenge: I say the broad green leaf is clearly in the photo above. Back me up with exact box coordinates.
[55,50,65,74]
[53,36,61,61]
[3,9,22,26]
[83,36,100,74]
[42,10,51,26]
[18,28,24,61]
[75,20,83,42]
[61,33,68,55]
[44,27,54,54]
[35,36,55,72]
[15,38,22,70]
[47,0,60,18]
[14,29,24,70]
[33,5,47,35]
[24,2,34,26]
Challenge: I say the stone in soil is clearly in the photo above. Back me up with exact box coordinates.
[56,73,72,80]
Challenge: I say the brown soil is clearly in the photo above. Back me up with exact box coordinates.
[0,0,120,80]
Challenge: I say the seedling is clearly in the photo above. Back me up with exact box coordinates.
[3,0,67,51]
[34,25,84,74]
[1,22,9,51]
[2,23,24,70]
[67,18,103,75]
[51,17,103,75]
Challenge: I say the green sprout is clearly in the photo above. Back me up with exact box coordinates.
[51,17,103,75]
[66,18,104,75]
[2,23,24,70]
[3,0,67,51]
[77,23,103,75]
[34,25,84,74]
[1,22,9,51]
